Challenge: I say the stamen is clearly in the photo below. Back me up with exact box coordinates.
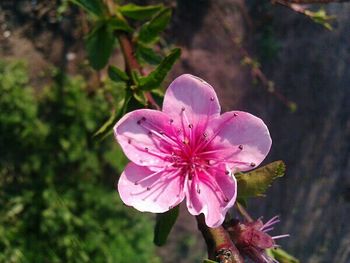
[194,114,238,153]
[272,234,290,240]
[238,145,243,150]
[201,170,230,203]
[134,169,168,185]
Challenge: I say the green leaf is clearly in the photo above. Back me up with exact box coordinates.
[136,43,163,65]
[133,89,147,106]
[236,161,285,199]
[108,66,129,82]
[119,3,164,20]
[70,0,106,17]
[153,206,179,246]
[203,260,218,263]
[138,48,181,91]
[85,23,115,70]
[108,17,133,32]
[138,8,172,44]
[93,92,131,139]
[306,9,335,31]
[266,248,300,263]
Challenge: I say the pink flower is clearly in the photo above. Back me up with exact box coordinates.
[114,74,271,227]
[227,216,290,263]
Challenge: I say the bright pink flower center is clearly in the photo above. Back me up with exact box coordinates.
[132,106,236,204]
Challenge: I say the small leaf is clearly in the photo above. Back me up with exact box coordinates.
[70,0,105,17]
[154,206,179,246]
[133,89,147,106]
[236,161,285,199]
[119,3,164,20]
[138,8,172,44]
[94,92,131,139]
[108,66,129,82]
[266,248,300,263]
[203,260,218,263]
[305,9,335,31]
[138,48,181,91]
[136,43,163,65]
[85,23,115,70]
[108,17,133,32]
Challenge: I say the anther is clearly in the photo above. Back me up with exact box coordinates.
[181,107,185,111]
[225,170,230,175]
[197,188,201,194]
[145,147,149,151]
[224,197,229,202]
[134,181,138,185]
[203,132,208,137]
[250,162,256,167]
[210,97,214,101]
[128,139,132,144]
[148,131,152,136]
[188,124,193,129]
[169,119,174,124]
[233,113,238,117]
[146,187,151,191]
[238,145,243,150]
[159,131,164,135]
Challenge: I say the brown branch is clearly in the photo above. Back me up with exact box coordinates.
[235,202,253,223]
[196,215,244,263]
[214,6,297,111]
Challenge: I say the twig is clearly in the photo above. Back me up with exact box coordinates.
[196,215,244,263]
[105,0,161,110]
[235,202,253,223]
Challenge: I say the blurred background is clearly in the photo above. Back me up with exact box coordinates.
[0,0,349,262]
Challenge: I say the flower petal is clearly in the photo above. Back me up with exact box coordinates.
[114,109,179,169]
[162,74,221,134]
[118,162,185,213]
[185,166,237,228]
[206,111,272,172]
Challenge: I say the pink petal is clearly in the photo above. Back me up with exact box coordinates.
[114,109,178,170]
[206,111,272,172]
[162,74,221,134]
[118,162,185,213]
[185,166,237,228]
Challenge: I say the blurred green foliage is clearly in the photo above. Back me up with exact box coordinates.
[0,60,160,263]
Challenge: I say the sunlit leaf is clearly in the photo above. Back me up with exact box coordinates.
[138,8,172,44]
[236,161,285,198]
[133,89,147,106]
[138,48,181,90]
[119,3,164,20]
[108,65,129,82]
[108,17,133,32]
[70,0,106,17]
[85,23,115,70]
[266,248,300,263]
[154,206,179,246]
